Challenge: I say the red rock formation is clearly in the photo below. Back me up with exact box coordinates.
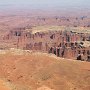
[1,28,90,61]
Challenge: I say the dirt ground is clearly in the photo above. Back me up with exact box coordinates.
[0,50,90,90]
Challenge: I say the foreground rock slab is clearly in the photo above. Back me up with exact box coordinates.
[0,50,90,90]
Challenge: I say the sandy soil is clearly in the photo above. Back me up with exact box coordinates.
[0,79,11,90]
[0,50,89,90]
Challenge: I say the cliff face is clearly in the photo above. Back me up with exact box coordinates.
[1,26,90,61]
[0,51,90,90]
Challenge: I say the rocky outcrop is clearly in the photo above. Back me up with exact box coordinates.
[1,27,90,61]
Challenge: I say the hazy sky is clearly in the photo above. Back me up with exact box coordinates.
[0,0,90,9]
